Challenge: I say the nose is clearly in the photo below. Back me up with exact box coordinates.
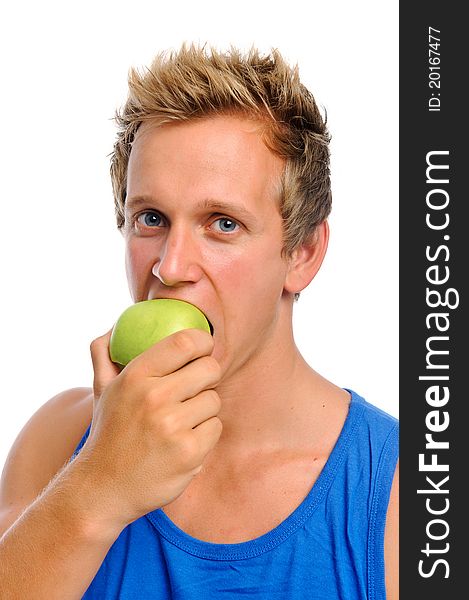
[152,225,203,287]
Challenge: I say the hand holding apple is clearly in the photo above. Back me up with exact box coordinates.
[84,313,222,529]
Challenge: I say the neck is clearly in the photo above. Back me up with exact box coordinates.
[214,311,347,457]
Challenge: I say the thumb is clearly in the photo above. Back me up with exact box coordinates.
[90,328,121,400]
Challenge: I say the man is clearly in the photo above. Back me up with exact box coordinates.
[0,45,398,598]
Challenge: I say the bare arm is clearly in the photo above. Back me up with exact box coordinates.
[384,460,399,599]
[0,386,122,598]
[0,455,124,599]
[0,328,222,598]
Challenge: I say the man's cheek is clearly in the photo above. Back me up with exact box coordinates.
[125,244,155,298]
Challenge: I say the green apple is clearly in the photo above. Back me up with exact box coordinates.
[109,299,212,367]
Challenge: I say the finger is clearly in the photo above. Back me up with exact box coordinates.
[90,329,122,399]
[128,328,214,377]
[177,390,222,429]
[192,416,223,456]
[162,356,221,402]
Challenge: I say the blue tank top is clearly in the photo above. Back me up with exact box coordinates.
[71,390,398,599]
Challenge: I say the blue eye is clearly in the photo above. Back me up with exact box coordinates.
[136,211,164,227]
[214,218,239,233]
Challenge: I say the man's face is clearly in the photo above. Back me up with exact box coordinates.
[123,115,292,378]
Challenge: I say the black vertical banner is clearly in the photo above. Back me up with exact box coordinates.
[400,2,466,596]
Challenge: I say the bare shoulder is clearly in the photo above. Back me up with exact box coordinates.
[0,387,93,535]
[384,459,399,599]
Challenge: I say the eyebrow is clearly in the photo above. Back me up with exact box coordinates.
[125,195,153,212]
[194,198,256,223]
[125,196,257,224]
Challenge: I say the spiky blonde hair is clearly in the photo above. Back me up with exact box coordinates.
[110,44,331,256]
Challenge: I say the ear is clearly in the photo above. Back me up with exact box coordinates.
[284,221,329,295]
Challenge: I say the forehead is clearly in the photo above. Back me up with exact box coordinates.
[126,115,284,208]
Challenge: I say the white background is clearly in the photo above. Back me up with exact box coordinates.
[0,0,398,471]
